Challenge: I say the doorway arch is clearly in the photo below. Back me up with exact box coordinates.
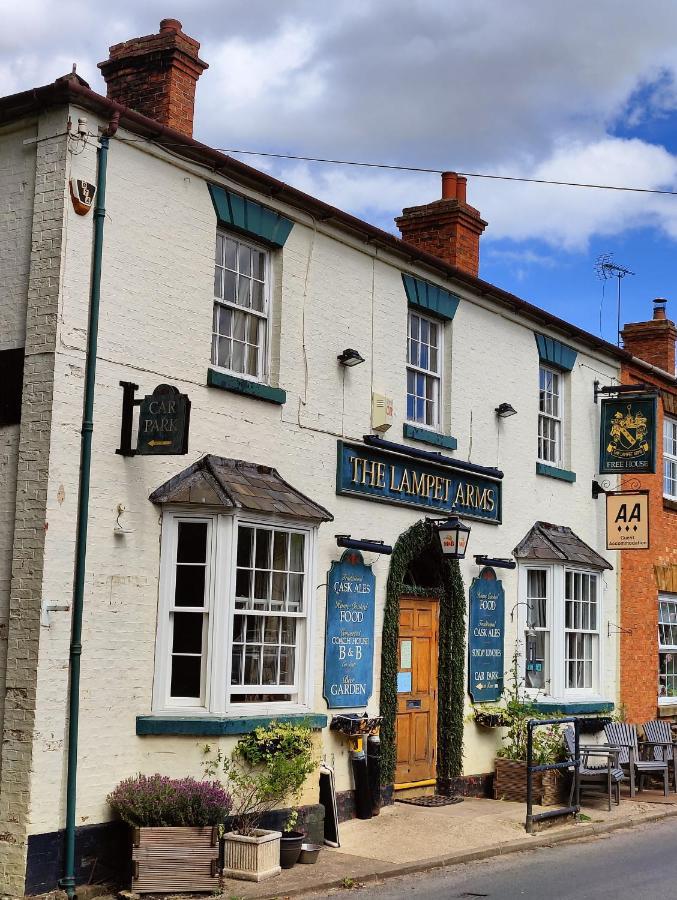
[379,519,466,790]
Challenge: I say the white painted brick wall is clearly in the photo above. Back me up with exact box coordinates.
[19,107,621,841]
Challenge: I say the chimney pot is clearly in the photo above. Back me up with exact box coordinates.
[160,18,182,33]
[456,175,467,204]
[441,171,457,200]
[654,297,668,320]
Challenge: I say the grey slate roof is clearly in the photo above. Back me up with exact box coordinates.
[149,455,334,523]
[513,521,612,570]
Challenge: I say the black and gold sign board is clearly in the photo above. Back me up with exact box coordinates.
[599,396,656,474]
[116,382,190,457]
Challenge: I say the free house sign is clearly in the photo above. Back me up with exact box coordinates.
[324,550,376,708]
[599,396,657,474]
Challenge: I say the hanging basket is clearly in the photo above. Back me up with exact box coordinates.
[474,710,509,728]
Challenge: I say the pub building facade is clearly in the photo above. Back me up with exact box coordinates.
[615,301,677,723]
[0,20,625,895]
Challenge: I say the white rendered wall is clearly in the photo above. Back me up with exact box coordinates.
[26,107,621,835]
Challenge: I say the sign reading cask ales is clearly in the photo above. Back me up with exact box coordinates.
[606,491,650,550]
[599,396,657,474]
[136,384,190,456]
[324,550,376,708]
[468,567,504,703]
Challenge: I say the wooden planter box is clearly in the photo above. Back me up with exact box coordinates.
[223,829,281,882]
[494,758,543,804]
[132,826,219,894]
[542,769,569,807]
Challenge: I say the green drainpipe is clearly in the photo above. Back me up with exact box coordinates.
[60,115,117,899]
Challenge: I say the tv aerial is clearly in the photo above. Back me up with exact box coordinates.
[595,253,635,346]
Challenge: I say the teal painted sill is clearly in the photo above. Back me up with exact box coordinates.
[532,701,614,715]
[536,462,576,483]
[207,368,286,405]
[403,423,458,451]
[137,714,328,736]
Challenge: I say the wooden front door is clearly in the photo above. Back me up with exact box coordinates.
[395,596,439,785]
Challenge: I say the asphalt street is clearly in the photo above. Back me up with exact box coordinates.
[332,816,677,899]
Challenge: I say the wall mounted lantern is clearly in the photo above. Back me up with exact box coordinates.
[337,348,365,367]
[436,515,471,559]
[495,402,517,418]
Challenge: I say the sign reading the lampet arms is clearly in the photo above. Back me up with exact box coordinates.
[468,568,505,703]
[336,440,502,523]
[599,396,657,474]
[324,550,376,708]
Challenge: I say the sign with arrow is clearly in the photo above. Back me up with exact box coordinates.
[606,490,649,550]
[135,384,190,456]
[468,567,504,704]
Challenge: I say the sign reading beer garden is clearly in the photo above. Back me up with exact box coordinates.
[468,568,505,703]
[324,550,376,708]
[336,440,502,523]
[599,396,657,474]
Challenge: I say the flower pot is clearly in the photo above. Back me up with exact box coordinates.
[474,711,508,728]
[279,830,305,869]
[494,758,543,804]
[542,769,569,806]
[131,826,220,894]
[222,829,281,882]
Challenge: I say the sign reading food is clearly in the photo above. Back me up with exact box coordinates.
[468,567,504,703]
[599,396,657,474]
[324,550,376,708]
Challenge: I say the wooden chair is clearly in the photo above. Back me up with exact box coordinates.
[604,722,670,797]
[563,727,624,811]
[642,720,677,793]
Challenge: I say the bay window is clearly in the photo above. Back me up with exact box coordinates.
[154,512,314,714]
[519,565,601,698]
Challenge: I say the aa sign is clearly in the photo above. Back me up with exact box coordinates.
[606,491,649,550]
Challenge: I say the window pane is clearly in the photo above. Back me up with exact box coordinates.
[264,617,279,643]
[262,647,279,684]
[238,275,251,308]
[273,531,289,570]
[232,341,245,373]
[233,614,246,643]
[225,238,237,270]
[224,270,237,302]
[290,533,305,572]
[238,527,254,567]
[280,646,295,685]
[172,612,203,653]
[251,280,264,312]
[238,243,251,276]
[254,570,271,603]
[174,565,206,607]
[171,656,201,698]
[177,522,207,563]
[244,647,261,684]
[288,574,303,611]
[271,572,286,607]
[231,645,243,685]
[235,569,251,601]
[255,530,271,568]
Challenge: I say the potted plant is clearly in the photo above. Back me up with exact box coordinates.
[279,808,305,869]
[473,705,510,728]
[107,774,232,894]
[204,720,318,880]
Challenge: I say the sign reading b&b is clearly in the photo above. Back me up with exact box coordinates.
[599,396,657,474]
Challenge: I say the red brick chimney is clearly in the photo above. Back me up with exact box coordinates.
[98,19,208,137]
[395,172,488,277]
[621,299,677,374]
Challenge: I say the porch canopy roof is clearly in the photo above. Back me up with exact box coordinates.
[513,521,612,570]
[149,454,333,523]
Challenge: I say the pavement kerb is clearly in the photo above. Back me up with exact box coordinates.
[239,804,677,900]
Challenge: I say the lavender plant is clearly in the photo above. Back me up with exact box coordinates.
[107,774,232,827]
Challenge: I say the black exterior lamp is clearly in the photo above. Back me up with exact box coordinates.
[435,515,471,559]
[337,348,365,367]
[495,402,517,418]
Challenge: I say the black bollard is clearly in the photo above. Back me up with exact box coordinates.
[367,734,382,815]
[351,745,373,819]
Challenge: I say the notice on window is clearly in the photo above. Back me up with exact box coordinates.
[468,567,505,704]
[606,491,649,550]
[323,550,376,709]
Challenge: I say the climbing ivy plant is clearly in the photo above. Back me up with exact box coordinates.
[379,519,466,787]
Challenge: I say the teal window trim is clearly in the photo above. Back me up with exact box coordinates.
[403,423,458,451]
[402,274,460,321]
[534,333,578,372]
[532,701,613,715]
[208,368,286,405]
[536,462,576,483]
[137,714,328,736]
[208,184,294,248]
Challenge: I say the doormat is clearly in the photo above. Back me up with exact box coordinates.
[396,794,464,807]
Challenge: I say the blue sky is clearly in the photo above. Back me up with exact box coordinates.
[3,1,677,347]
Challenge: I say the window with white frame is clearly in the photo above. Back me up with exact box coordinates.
[213,232,269,380]
[407,310,442,428]
[155,513,313,713]
[520,565,601,698]
[658,594,677,702]
[664,417,677,500]
[538,365,562,465]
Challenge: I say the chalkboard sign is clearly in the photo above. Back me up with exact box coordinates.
[323,550,376,708]
[468,567,504,703]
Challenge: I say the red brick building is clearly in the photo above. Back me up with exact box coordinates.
[619,299,677,722]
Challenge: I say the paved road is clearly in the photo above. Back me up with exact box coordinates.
[333,817,677,899]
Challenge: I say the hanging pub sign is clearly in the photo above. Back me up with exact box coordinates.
[323,550,376,708]
[606,491,650,550]
[468,567,504,703]
[116,382,190,456]
[69,177,96,215]
[599,396,657,474]
[336,440,502,524]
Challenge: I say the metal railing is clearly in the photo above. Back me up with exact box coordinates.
[526,716,580,834]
